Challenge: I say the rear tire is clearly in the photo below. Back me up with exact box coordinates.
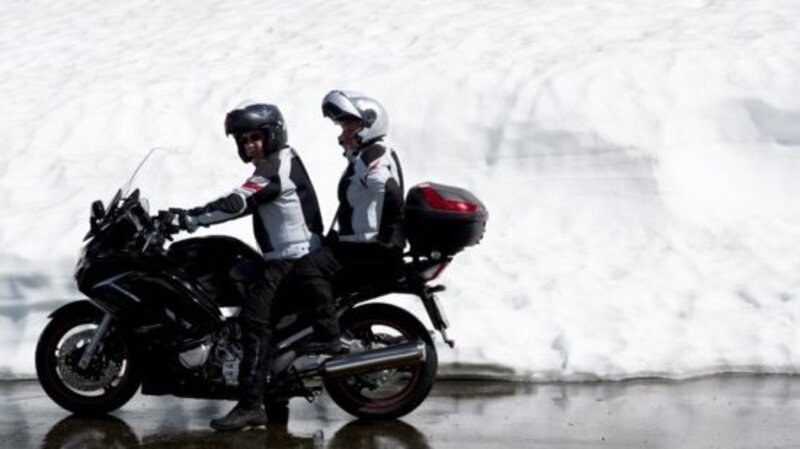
[324,303,437,420]
[35,302,141,415]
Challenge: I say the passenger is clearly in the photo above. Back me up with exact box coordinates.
[294,91,405,354]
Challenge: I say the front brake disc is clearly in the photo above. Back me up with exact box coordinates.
[57,329,122,392]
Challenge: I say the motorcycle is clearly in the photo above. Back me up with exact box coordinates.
[35,151,488,420]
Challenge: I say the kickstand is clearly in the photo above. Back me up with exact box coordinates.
[439,328,456,348]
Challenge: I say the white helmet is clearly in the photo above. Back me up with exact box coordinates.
[321,90,388,145]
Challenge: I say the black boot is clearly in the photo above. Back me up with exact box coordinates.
[297,305,343,354]
[215,302,272,431]
[210,401,267,431]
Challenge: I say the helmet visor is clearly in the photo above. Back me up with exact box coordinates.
[322,91,362,122]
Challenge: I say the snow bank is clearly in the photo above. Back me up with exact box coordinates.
[1,0,799,379]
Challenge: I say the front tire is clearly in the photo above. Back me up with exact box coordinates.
[324,303,438,420]
[35,302,141,415]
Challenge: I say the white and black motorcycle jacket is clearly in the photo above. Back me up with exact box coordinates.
[336,142,404,247]
[184,146,324,261]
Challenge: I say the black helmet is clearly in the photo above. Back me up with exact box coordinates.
[224,103,288,162]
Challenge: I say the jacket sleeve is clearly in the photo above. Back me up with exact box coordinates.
[184,159,282,230]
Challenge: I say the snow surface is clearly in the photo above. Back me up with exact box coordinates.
[2,0,800,380]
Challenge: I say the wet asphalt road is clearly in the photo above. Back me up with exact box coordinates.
[2,375,800,448]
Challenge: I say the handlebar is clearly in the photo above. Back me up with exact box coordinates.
[152,210,181,241]
[133,210,178,254]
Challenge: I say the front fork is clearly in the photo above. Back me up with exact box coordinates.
[420,285,455,348]
[77,312,113,369]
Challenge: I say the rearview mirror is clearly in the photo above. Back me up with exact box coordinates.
[91,200,106,219]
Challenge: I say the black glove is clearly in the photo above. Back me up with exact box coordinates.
[157,209,190,235]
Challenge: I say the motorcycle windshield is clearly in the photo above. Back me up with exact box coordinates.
[107,148,186,214]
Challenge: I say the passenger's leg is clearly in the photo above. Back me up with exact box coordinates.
[293,247,343,352]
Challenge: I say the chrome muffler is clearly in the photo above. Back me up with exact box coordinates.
[322,341,427,377]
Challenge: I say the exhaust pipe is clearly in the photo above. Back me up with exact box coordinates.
[322,341,427,377]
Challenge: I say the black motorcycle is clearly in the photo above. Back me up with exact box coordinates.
[35,153,487,421]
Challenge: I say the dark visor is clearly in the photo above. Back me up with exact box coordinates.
[322,102,359,122]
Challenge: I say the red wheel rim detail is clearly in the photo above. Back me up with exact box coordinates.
[335,318,423,413]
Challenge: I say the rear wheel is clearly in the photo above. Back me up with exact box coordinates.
[324,303,437,420]
[35,302,142,415]
[328,420,429,449]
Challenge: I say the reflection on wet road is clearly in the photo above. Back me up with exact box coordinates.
[3,376,800,448]
[39,415,426,449]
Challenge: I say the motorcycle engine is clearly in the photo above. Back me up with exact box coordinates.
[184,321,242,386]
[178,343,210,369]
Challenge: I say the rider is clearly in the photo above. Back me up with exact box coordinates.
[294,91,405,353]
[168,102,323,430]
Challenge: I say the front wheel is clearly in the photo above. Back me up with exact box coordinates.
[324,303,438,420]
[35,301,142,414]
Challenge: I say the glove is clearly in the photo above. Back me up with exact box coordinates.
[156,210,180,235]
[158,209,198,234]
